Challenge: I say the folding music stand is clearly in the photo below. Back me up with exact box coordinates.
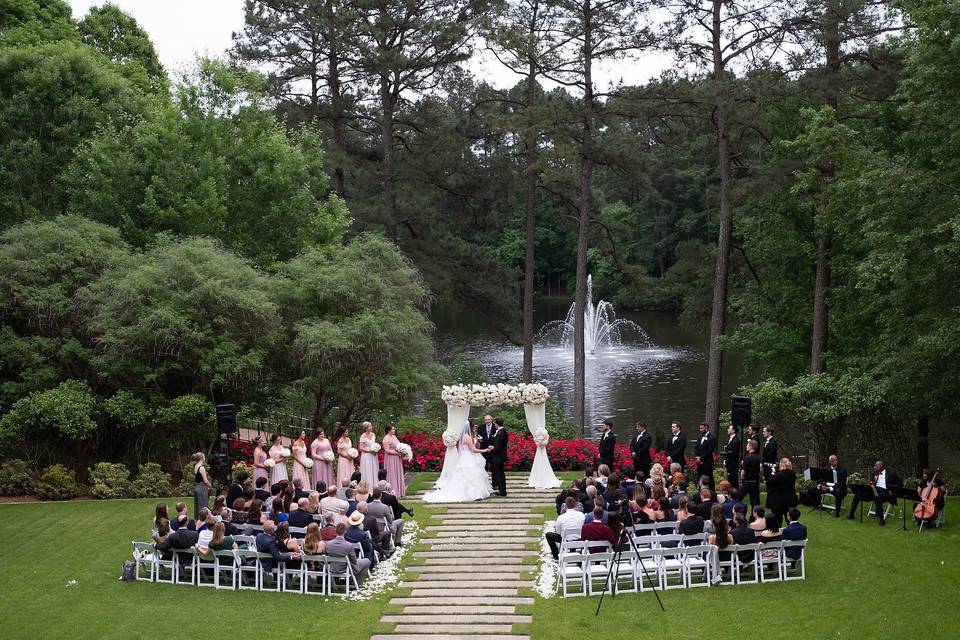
[890,486,919,532]
[804,468,838,518]
[847,484,875,523]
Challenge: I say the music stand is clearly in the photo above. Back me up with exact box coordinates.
[804,468,838,517]
[890,486,918,531]
[848,484,875,523]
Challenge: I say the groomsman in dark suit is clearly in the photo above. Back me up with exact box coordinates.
[695,422,717,491]
[740,440,762,508]
[723,425,741,489]
[665,421,687,471]
[490,418,508,497]
[598,419,616,469]
[630,422,652,479]
[762,426,778,483]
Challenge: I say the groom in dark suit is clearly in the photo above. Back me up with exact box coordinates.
[491,417,508,497]
[478,414,497,490]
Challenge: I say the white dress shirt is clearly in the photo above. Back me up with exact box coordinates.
[555,509,584,541]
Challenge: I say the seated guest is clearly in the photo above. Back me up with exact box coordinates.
[196,514,216,557]
[781,508,807,561]
[282,486,295,513]
[314,480,327,496]
[357,501,391,558]
[170,502,195,531]
[271,497,288,523]
[730,512,755,549]
[678,499,705,535]
[584,484,598,508]
[350,470,362,484]
[320,485,349,517]
[759,519,782,560]
[336,479,351,500]
[355,480,370,503]
[195,507,212,531]
[247,499,267,526]
[583,465,596,481]
[293,477,310,501]
[301,523,326,556]
[602,474,627,506]
[220,508,242,536]
[717,480,732,504]
[288,498,315,528]
[628,486,648,522]
[596,464,611,487]
[674,496,693,522]
[584,498,609,524]
[231,498,249,525]
[210,495,227,521]
[242,487,255,509]
[345,488,358,515]
[368,487,404,547]
[153,503,169,536]
[255,520,300,573]
[254,477,271,502]
[325,523,371,583]
[320,512,338,541]
[345,511,377,569]
[153,518,171,545]
[621,467,638,496]
[209,521,237,552]
[694,488,717,520]
[155,526,199,560]
[646,463,665,488]
[704,503,724,534]
[749,506,767,533]
[723,488,743,520]
[307,491,321,515]
[226,471,248,506]
[581,507,618,552]
[555,487,572,515]
[546,496,585,559]
[275,521,302,557]
[377,480,415,518]
[708,507,734,584]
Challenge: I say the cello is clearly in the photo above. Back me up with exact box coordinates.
[913,467,942,523]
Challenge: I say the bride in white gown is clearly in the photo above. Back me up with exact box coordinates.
[424,420,492,503]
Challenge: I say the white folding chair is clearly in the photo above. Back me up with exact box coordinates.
[558,540,589,597]
[213,549,237,590]
[734,543,760,585]
[257,553,282,592]
[302,555,327,596]
[282,559,304,593]
[781,540,806,581]
[195,549,216,588]
[715,546,737,586]
[684,544,713,588]
[233,535,256,547]
[611,549,638,594]
[758,541,783,582]
[131,542,156,582]
[654,533,684,549]
[289,526,308,539]
[235,548,260,590]
[585,550,615,596]
[326,556,358,597]
[658,547,687,590]
[154,547,176,585]
[634,548,663,592]
[173,547,197,586]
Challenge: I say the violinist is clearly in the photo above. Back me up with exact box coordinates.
[800,454,848,518]
[847,460,900,526]
[914,468,945,526]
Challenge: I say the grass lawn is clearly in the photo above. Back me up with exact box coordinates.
[0,473,438,640]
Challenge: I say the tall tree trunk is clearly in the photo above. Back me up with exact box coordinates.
[325,1,346,196]
[522,56,537,384]
[811,1,841,375]
[704,0,731,429]
[573,0,594,431]
[380,74,399,243]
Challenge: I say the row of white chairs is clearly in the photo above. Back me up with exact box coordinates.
[132,539,360,597]
[557,538,806,597]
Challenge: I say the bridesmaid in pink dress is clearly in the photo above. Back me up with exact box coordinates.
[311,427,334,490]
[291,429,311,489]
[358,422,380,488]
[334,425,354,486]
[382,425,406,498]
[251,435,269,486]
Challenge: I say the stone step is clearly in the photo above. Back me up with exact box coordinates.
[427,526,536,533]
[416,551,537,559]
[423,544,531,552]
[391,624,516,634]
[431,515,543,521]
[373,634,528,640]
[382,615,533,624]
[408,564,530,573]
[421,556,534,565]
[390,596,534,606]
[422,538,531,546]
[408,588,519,596]
[401,580,533,588]
[401,605,518,615]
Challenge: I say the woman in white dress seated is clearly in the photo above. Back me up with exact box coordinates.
[424,420,492,503]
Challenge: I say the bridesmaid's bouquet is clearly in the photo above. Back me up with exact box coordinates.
[396,443,413,461]
[322,451,335,463]
[303,458,314,469]
[264,458,276,469]
[368,442,382,453]
[347,447,359,459]
[280,447,291,457]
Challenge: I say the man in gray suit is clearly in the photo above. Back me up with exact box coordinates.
[325,523,371,584]
[367,486,404,547]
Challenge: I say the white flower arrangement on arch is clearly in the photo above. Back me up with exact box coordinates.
[440,382,549,407]
[532,429,550,447]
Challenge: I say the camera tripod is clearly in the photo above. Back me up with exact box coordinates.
[594,508,666,615]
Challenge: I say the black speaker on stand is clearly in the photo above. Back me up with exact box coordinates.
[216,404,237,485]
[731,395,752,464]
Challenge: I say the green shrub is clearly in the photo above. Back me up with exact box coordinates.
[88,462,133,499]
[0,459,34,496]
[34,464,81,500]
[230,460,252,479]
[130,462,171,498]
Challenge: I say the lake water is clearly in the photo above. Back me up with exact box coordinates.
[433,299,748,443]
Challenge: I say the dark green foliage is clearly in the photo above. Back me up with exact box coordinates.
[0,458,34,496]
[129,463,171,498]
[33,463,81,500]
[0,380,98,460]
[88,462,132,499]
[76,3,167,94]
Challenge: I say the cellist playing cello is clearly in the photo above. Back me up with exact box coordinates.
[914,468,946,527]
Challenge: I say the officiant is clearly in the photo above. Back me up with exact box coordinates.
[478,414,498,490]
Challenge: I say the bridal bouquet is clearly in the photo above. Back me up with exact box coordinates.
[442,431,459,448]
[533,429,550,447]
[519,383,549,405]
[322,451,335,463]
[303,458,314,469]
[264,458,276,469]
[396,443,413,461]
[368,442,382,453]
[280,447,291,457]
[347,447,359,459]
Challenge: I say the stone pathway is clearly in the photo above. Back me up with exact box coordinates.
[371,474,554,640]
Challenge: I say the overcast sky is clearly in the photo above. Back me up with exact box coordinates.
[67,1,674,91]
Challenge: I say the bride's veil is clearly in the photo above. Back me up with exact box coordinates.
[457,418,473,451]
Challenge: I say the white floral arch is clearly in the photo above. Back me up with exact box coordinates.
[440,383,561,489]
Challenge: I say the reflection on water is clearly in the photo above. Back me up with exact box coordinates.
[433,299,747,441]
